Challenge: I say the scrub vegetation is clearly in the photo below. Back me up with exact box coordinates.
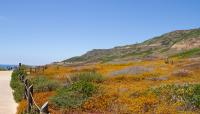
[15,57,200,113]
[14,28,200,113]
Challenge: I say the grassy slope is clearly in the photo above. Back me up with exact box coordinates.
[172,48,200,58]
[64,28,200,63]
[16,28,200,113]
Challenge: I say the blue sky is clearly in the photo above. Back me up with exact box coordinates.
[0,0,200,65]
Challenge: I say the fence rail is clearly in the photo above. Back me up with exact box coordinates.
[20,66,46,75]
[19,74,49,114]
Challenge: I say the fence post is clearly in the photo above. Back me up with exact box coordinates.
[40,102,49,114]
[21,75,24,81]
[30,68,32,74]
[42,67,45,73]
[27,85,33,113]
[24,79,28,99]
[19,63,22,70]
[19,74,24,82]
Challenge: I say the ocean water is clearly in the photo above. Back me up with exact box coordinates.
[0,64,17,69]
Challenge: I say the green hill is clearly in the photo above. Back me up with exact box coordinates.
[63,28,200,64]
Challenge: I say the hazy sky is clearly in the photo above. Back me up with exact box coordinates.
[0,0,200,65]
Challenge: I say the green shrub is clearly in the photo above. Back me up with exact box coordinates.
[70,72,105,83]
[149,84,200,109]
[10,70,26,102]
[30,76,61,92]
[50,81,97,108]
[0,67,6,71]
[69,81,97,97]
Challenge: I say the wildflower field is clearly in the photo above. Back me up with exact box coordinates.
[14,57,200,113]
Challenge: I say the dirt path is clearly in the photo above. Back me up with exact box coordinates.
[0,71,18,114]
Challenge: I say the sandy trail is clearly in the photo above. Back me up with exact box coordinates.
[0,71,18,114]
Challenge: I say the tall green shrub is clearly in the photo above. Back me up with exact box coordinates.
[30,76,61,92]
[50,81,97,108]
[10,70,26,102]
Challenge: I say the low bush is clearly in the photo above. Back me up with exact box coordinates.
[0,67,6,71]
[50,81,97,109]
[149,84,200,110]
[30,76,61,92]
[10,70,26,102]
[70,72,105,83]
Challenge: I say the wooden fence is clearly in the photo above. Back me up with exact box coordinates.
[19,74,49,114]
[21,66,46,75]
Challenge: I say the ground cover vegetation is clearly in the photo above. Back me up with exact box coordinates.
[15,56,200,114]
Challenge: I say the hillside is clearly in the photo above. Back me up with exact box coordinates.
[14,28,200,114]
[63,28,200,64]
